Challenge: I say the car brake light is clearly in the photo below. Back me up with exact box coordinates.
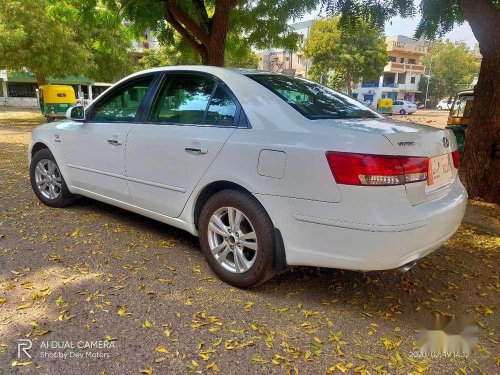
[452,150,459,169]
[325,152,428,186]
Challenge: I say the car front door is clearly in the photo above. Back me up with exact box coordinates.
[60,74,155,202]
[125,73,241,218]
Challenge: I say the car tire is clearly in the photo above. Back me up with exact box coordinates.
[400,109,407,115]
[437,106,442,110]
[199,189,276,288]
[30,148,75,208]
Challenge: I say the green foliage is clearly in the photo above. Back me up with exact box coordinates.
[140,28,258,69]
[111,0,319,65]
[0,0,133,82]
[420,41,480,100]
[324,0,499,39]
[302,18,387,94]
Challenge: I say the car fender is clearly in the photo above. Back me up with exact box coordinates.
[29,122,75,191]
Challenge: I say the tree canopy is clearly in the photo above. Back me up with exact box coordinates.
[302,17,387,95]
[0,0,133,85]
[419,41,480,102]
[112,0,318,66]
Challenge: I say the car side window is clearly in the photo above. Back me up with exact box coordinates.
[150,76,215,124]
[205,86,237,126]
[91,76,153,122]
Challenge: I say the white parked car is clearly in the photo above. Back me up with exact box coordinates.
[393,100,417,115]
[436,99,453,111]
[29,67,467,288]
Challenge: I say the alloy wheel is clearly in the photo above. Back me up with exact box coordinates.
[207,207,258,273]
[34,159,62,200]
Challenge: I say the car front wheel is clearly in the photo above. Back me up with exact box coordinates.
[400,109,407,115]
[437,106,442,110]
[30,148,75,208]
[199,189,275,288]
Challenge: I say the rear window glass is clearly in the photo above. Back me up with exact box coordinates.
[247,74,380,120]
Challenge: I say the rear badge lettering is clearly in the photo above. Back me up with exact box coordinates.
[398,141,415,146]
[442,137,450,148]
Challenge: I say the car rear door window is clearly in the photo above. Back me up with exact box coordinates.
[205,86,237,126]
[91,76,153,122]
[151,76,215,124]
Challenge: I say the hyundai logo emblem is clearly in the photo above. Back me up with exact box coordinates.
[442,137,450,148]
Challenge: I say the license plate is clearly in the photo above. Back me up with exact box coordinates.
[427,154,453,188]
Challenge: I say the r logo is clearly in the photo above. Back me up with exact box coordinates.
[17,339,32,359]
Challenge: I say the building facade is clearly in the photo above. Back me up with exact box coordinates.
[257,20,313,78]
[353,35,428,107]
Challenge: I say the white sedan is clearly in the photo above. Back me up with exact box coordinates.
[392,100,418,115]
[29,66,467,288]
[436,99,453,110]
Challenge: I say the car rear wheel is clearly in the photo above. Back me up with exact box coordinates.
[437,106,442,110]
[199,189,275,288]
[400,109,407,115]
[30,148,75,208]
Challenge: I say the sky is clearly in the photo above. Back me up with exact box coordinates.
[299,5,478,49]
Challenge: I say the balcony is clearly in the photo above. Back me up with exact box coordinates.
[386,41,428,55]
[361,82,379,88]
[382,82,397,88]
[386,62,426,73]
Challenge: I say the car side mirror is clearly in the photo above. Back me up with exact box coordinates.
[66,105,85,121]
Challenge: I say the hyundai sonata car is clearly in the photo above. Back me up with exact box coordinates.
[29,66,467,288]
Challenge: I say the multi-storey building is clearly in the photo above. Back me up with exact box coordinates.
[353,35,428,106]
[257,20,313,78]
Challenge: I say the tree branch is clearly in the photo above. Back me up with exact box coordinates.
[162,1,207,57]
[192,0,210,30]
[165,0,209,44]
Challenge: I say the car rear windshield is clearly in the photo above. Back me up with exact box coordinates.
[246,74,380,120]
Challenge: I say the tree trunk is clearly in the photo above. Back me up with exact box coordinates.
[162,0,234,67]
[36,75,47,87]
[459,49,500,203]
[345,74,352,96]
[459,0,500,203]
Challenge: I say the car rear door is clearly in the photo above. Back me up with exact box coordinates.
[60,74,156,202]
[125,72,242,218]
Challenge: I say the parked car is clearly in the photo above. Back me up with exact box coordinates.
[392,100,417,115]
[29,67,467,288]
[436,98,453,110]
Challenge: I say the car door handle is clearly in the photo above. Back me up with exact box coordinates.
[185,147,208,154]
[107,139,123,146]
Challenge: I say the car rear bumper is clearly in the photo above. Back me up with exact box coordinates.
[256,179,467,271]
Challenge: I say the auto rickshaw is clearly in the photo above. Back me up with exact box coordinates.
[37,85,76,122]
[446,90,474,154]
[377,98,393,115]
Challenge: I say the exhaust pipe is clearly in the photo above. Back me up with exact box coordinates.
[396,260,417,273]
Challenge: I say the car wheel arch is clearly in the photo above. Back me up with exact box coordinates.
[31,142,50,157]
[192,180,288,273]
[193,180,257,230]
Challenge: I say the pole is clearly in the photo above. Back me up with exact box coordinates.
[424,57,433,108]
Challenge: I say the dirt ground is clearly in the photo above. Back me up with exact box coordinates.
[392,109,450,129]
[0,108,498,374]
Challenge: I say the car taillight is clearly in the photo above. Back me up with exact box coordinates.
[325,152,428,186]
[452,150,459,169]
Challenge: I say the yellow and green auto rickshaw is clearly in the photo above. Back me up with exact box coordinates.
[446,90,474,154]
[377,98,393,115]
[37,85,76,122]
